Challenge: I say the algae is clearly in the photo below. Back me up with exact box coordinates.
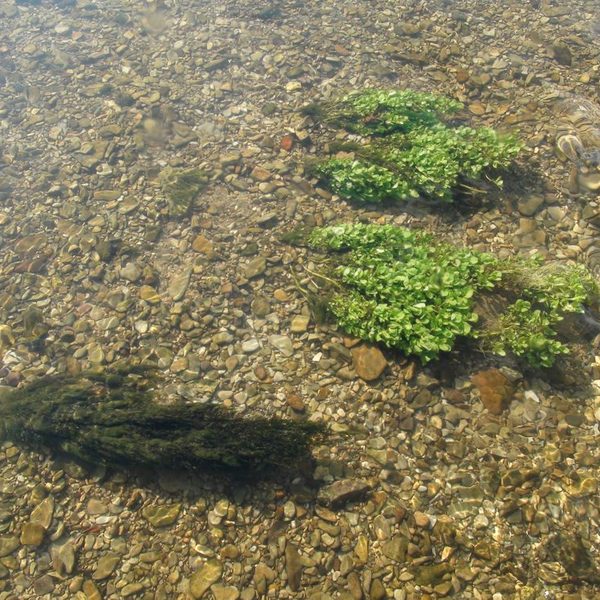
[277,225,313,247]
[0,368,325,474]
[159,167,208,217]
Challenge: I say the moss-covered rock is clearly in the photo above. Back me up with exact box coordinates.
[159,167,208,217]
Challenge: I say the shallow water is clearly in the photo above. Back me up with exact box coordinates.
[1,0,600,598]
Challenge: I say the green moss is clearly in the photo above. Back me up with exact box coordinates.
[0,368,325,474]
[299,102,326,120]
[326,140,365,154]
[22,306,45,337]
[160,167,208,217]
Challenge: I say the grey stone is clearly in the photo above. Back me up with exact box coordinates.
[269,335,293,356]
[168,266,193,301]
[0,536,19,558]
[317,479,371,508]
[244,257,267,279]
[119,261,142,282]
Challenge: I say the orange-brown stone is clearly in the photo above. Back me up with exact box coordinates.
[352,345,388,381]
[471,369,514,415]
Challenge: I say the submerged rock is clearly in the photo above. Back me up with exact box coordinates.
[285,542,303,591]
[142,503,181,528]
[190,559,223,598]
[92,553,120,580]
[471,369,514,414]
[0,536,19,558]
[543,532,600,583]
[30,496,54,530]
[351,346,387,381]
[160,167,208,217]
[20,522,45,547]
[317,479,371,508]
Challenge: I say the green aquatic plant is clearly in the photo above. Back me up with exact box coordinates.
[308,223,597,367]
[306,89,522,203]
[315,159,418,203]
[486,299,569,368]
[482,259,599,367]
[0,368,325,474]
[309,224,500,363]
[159,167,208,217]
[305,89,462,136]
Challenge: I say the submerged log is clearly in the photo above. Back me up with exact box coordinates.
[0,369,325,474]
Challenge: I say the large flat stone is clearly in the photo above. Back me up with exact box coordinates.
[190,559,223,599]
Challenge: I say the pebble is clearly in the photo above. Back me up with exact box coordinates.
[244,256,267,279]
[30,496,54,530]
[92,553,120,580]
[141,503,181,528]
[291,314,310,333]
[20,523,45,547]
[318,479,371,508]
[0,536,19,558]
[269,334,293,356]
[190,559,223,599]
[119,262,142,282]
[352,346,388,381]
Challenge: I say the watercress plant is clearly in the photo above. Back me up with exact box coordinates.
[309,223,597,367]
[308,89,522,203]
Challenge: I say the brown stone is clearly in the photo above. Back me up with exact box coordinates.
[192,235,214,256]
[352,345,387,381]
[20,522,45,547]
[190,559,223,599]
[273,288,289,301]
[82,580,102,600]
[285,542,303,592]
[250,166,272,182]
[443,388,465,404]
[455,68,470,83]
[254,365,268,380]
[287,394,305,412]
[471,369,514,415]
[370,579,387,600]
[280,135,294,152]
[317,479,371,508]
[413,511,431,528]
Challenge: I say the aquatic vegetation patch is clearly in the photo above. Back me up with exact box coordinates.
[309,223,598,367]
[304,89,522,203]
[303,89,462,136]
[159,167,208,217]
[0,368,325,474]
